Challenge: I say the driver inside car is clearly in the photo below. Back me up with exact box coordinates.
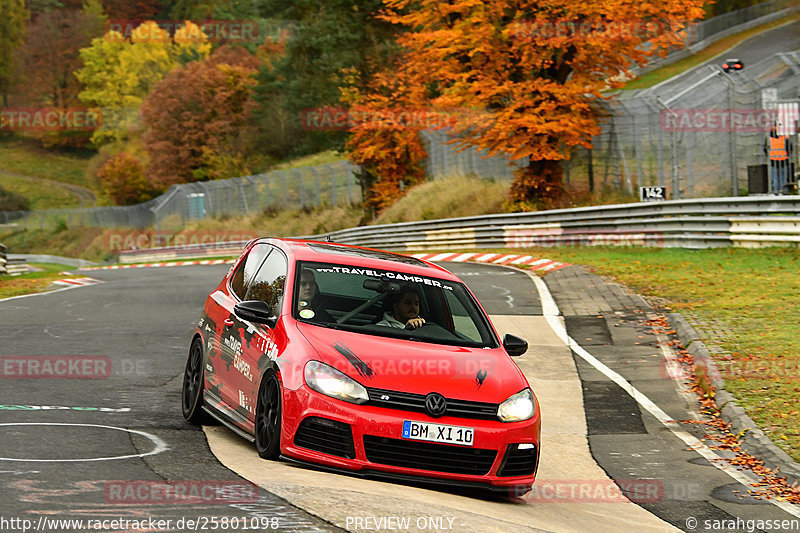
[376,285,426,330]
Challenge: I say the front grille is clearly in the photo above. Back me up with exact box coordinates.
[294,417,355,459]
[363,435,496,475]
[497,444,538,477]
[365,387,499,420]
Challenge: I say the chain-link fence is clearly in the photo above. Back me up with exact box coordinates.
[565,52,800,199]
[420,129,527,181]
[0,161,362,231]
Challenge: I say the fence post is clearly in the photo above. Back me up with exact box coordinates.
[296,169,303,207]
[239,179,250,214]
[281,171,288,207]
[311,166,321,206]
[727,80,739,196]
[326,164,336,205]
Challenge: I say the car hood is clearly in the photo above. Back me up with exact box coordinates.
[295,322,528,403]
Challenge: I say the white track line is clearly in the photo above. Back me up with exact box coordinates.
[526,270,800,517]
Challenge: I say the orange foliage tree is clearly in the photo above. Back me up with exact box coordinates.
[343,67,431,214]
[357,0,704,209]
[97,152,158,205]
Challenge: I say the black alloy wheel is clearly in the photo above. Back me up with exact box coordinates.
[182,337,208,424]
[255,370,282,459]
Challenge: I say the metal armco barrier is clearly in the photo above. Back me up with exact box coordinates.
[0,243,6,274]
[119,241,251,264]
[118,197,800,263]
[308,196,800,251]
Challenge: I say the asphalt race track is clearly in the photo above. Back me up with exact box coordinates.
[1,262,799,533]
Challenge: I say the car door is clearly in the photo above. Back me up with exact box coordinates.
[214,243,271,413]
[228,246,288,421]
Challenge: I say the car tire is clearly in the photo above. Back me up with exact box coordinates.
[182,337,208,424]
[255,370,282,459]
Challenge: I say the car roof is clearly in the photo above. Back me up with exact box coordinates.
[260,238,460,280]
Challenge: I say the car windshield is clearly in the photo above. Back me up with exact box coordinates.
[293,261,498,348]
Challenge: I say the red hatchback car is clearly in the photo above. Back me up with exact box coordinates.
[182,238,540,493]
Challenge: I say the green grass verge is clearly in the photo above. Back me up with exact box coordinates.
[624,13,800,90]
[0,138,94,188]
[0,173,80,209]
[509,245,800,461]
[0,262,78,299]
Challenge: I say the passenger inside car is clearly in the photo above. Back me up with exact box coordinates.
[296,269,334,323]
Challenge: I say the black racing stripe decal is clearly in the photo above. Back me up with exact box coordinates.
[333,343,374,378]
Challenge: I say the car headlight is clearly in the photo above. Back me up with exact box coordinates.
[497,388,535,422]
[304,361,368,404]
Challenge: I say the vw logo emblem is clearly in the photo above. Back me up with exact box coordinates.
[425,393,447,417]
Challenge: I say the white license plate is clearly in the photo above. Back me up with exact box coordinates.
[402,421,474,446]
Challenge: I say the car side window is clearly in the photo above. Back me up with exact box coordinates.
[230,244,270,300]
[444,289,482,343]
[245,249,288,315]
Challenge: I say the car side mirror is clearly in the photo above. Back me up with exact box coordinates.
[503,334,528,357]
[234,300,277,328]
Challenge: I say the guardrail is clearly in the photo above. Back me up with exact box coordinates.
[0,243,6,274]
[119,241,251,264]
[115,197,800,263]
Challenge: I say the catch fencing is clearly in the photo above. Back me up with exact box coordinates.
[0,161,361,231]
[568,52,800,200]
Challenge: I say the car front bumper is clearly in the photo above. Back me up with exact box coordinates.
[280,385,540,491]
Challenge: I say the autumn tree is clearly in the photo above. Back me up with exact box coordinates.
[75,20,211,147]
[342,67,430,214]
[12,3,105,146]
[96,151,158,204]
[140,45,261,189]
[0,0,28,106]
[357,0,704,209]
